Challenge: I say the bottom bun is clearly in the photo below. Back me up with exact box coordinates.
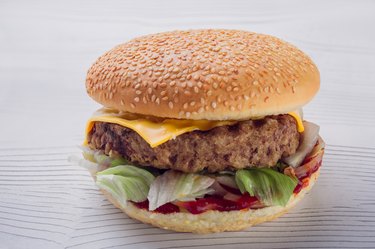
[100,169,320,234]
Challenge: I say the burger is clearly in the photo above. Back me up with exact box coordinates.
[78,29,324,233]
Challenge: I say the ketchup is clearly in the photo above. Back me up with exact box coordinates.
[133,200,180,214]
[293,159,322,194]
[176,193,258,214]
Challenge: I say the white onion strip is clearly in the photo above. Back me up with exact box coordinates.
[283,121,320,168]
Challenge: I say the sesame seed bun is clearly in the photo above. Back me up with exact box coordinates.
[86,29,320,120]
[99,169,320,234]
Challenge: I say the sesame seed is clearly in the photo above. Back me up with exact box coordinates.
[211,101,217,109]
[87,30,318,117]
[168,101,174,109]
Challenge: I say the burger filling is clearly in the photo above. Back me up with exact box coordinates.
[74,112,324,215]
[87,115,300,173]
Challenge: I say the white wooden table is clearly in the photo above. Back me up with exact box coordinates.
[1,1,375,248]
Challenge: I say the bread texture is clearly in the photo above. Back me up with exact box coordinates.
[100,169,320,234]
[86,29,320,120]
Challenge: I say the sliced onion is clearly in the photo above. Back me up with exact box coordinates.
[307,136,325,159]
[283,121,320,168]
[211,181,228,196]
[223,192,242,202]
[211,180,243,201]
[216,175,239,189]
[250,201,266,209]
[294,147,324,179]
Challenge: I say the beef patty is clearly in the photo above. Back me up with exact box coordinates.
[87,115,300,173]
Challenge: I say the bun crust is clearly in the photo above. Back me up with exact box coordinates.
[86,29,320,120]
[100,169,320,233]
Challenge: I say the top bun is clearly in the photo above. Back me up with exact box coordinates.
[86,29,320,120]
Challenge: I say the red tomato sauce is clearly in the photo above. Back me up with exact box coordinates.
[133,200,180,214]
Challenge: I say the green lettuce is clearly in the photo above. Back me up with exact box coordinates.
[82,147,128,168]
[147,170,215,210]
[235,168,297,206]
[96,165,155,207]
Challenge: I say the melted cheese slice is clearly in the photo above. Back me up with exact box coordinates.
[84,108,236,148]
[288,111,304,132]
[84,108,304,148]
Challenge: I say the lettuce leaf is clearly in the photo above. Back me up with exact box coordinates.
[96,165,155,207]
[235,168,297,206]
[97,165,155,185]
[81,146,128,168]
[148,170,215,211]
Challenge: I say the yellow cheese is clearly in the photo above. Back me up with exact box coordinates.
[288,111,304,132]
[84,108,304,148]
[84,108,236,148]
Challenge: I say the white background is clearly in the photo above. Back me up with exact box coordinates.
[1,0,374,248]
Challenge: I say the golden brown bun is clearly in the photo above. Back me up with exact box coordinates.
[100,169,320,234]
[86,29,320,120]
